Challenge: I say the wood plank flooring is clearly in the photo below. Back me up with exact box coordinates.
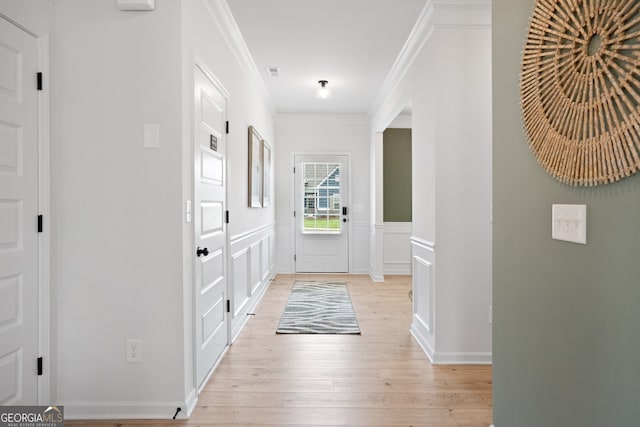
[67,274,493,426]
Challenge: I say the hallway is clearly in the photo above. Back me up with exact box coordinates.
[68,275,492,426]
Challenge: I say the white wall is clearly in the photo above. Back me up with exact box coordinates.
[275,116,370,274]
[383,223,412,275]
[48,0,276,418]
[0,0,53,35]
[371,1,492,364]
[52,0,185,416]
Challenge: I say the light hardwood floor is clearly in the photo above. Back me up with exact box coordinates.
[67,274,493,427]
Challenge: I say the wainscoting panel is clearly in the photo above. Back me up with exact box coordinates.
[230,248,249,318]
[261,236,270,281]
[383,222,412,275]
[409,237,436,362]
[229,224,275,341]
[249,242,261,296]
[351,222,370,274]
[275,220,293,273]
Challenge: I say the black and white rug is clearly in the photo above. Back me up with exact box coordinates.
[276,280,361,334]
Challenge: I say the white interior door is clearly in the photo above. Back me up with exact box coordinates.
[194,64,229,388]
[294,154,349,272]
[0,18,39,404]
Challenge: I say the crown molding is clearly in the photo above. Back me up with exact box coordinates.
[368,1,435,118]
[368,0,491,119]
[388,113,412,129]
[275,114,370,127]
[204,0,276,114]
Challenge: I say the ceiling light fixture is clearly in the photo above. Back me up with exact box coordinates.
[316,80,331,99]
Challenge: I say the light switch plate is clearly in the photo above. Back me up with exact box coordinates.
[552,204,586,244]
[144,124,159,149]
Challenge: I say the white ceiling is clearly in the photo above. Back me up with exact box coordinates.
[226,0,427,115]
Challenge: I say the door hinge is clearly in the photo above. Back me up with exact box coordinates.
[37,215,43,233]
[225,121,229,134]
[293,167,296,174]
[225,210,229,224]
[294,254,296,261]
[226,299,230,313]
[37,357,43,376]
[293,210,296,218]
[37,72,43,91]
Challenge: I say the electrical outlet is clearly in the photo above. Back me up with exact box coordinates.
[126,339,142,362]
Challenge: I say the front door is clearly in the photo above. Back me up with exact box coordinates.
[194,64,229,388]
[0,18,39,404]
[294,155,349,272]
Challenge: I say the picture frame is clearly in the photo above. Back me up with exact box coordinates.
[248,126,263,207]
[262,141,271,207]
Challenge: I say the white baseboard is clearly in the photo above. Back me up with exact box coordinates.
[369,271,384,282]
[430,351,493,365]
[184,389,197,417]
[411,318,492,365]
[383,263,412,275]
[63,401,188,420]
[410,319,434,362]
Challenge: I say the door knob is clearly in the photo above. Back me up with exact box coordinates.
[196,247,209,257]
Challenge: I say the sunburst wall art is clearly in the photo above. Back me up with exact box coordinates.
[520,0,640,186]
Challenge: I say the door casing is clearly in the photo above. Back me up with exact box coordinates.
[0,14,51,404]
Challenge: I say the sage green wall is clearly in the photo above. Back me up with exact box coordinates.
[383,128,412,222]
[493,1,640,426]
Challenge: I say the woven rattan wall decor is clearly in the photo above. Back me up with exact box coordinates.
[520,1,640,186]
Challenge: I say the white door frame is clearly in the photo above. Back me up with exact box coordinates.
[290,152,353,273]
[0,13,52,404]
[36,32,51,407]
[191,58,231,392]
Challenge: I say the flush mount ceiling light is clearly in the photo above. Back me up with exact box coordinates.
[316,80,331,99]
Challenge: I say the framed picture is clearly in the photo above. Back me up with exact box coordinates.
[248,126,263,207]
[262,141,271,207]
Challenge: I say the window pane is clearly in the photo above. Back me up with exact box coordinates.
[302,162,342,233]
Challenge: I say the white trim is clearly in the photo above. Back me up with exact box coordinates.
[430,352,492,365]
[203,0,275,114]
[369,0,491,122]
[196,344,230,395]
[383,265,412,275]
[62,401,190,420]
[410,319,435,362]
[384,222,412,234]
[411,236,436,252]
[230,222,274,246]
[184,389,197,418]
[0,11,38,37]
[276,114,369,127]
[388,113,412,129]
[369,272,385,282]
[195,58,231,99]
[368,1,435,118]
[37,33,51,405]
